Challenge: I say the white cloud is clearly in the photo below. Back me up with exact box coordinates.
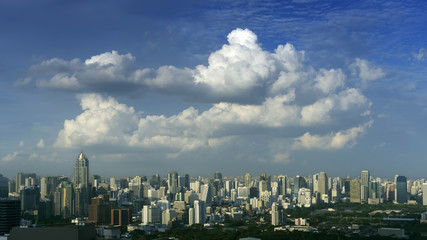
[37,139,45,148]
[272,153,293,164]
[55,89,371,155]
[293,121,373,150]
[22,29,309,103]
[412,48,426,62]
[1,152,22,162]
[19,141,24,147]
[314,68,345,94]
[350,58,385,86]
[54,93,139,148]
[38,29,373,156]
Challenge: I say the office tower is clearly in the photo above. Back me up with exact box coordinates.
[168,171,179,195]
[259,180,268,193]
[15,172,36,193]
[73,153,89,189]
[0,174,7,198]
[111,208,131,226]
[200,184,212,205]
[184,174,190,189]
[88,195,110,225]
[294,176,306,198]
[194,200,205,224]
[0,198,21,235]
[312,173,319,193]
[298,188,312,207]
[361,170,370,203]
[73,152,89,216]
[40,176,60,199]
[238,187,249,198]
[369,181,381,200]
[150,174,160,189]
[344,177,351,195]
[350,179,361,203]
[188,207,195,225]
[54,181,75,218]
[91,175,101,189]
[260,172,267,181]
[422,183,427,206]
[142,205,161,225]
[318,172,328,196]
[245,173,252,188]
[214,172,222,182]
[278,175,287,196]
[271,202,285,226]
[20,185,40,211]
[8,179,16,196]
[395,175,407,204]
[110,177,117,190]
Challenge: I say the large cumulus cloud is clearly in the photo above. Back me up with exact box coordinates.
[34,28,375,161]
[18,28,377,104]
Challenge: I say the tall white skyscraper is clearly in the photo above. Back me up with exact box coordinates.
[194,200,205,224]
[422,183,427,206]
[73,152,89,189]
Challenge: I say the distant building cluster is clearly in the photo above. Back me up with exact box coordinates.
[1,152,427,238]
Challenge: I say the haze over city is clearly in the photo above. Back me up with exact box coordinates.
[1,0,427,178]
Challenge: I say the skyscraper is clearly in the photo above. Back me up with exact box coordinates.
[294,176,306,199]
[361,170,370,203]
[194,200,206,224]
[168,171,179,195]
[318,172,328,196]
[0,198,21,235]
[422,183,427,206]
[395,175,407,204]
[245,173,252,188]
[277,175,287,196]
[350,179,361,203]
[73,152,89,216]
[73,152,89,189]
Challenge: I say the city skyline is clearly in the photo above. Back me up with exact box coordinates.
[1,1,427,178]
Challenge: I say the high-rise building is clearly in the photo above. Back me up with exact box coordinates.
[395,175,407,204]
[294,176,306,199]
[0,174,8,198]
[73,152,90,216]
[259,180,267,193]
[277,176,287,196]
[168,171,179,195]
[0,198,21,235]
[318,172,328,197]
[194,200,205,224]
[15,172,36,193]
[350,179,361,203]
[40,176,60,199]
[200,184,212,205]
[111,208,131,226]
[298,188,312,207]
[361,170,370,203]
[188,207,195,225]
[73,152,89,189]
[20,185,40,211]
[369,181,381,200]
[271,202,285,226]
[245,173,252,188]
[422,183,427,206]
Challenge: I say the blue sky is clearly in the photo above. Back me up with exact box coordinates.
[0,0,426,179]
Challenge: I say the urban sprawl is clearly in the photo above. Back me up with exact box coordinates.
[1,152,427,239]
